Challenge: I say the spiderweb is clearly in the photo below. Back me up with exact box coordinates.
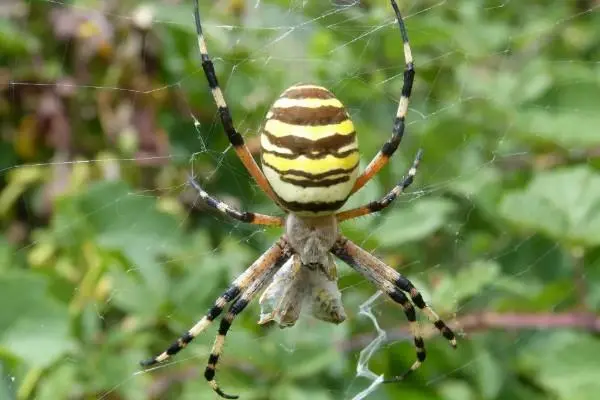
[2,1,599,399]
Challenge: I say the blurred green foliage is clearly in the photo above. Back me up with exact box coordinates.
[1,0,600,399]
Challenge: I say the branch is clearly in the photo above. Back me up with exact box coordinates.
[339,311,600,352]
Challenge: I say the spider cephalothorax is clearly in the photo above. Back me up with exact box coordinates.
[141,2,457,399]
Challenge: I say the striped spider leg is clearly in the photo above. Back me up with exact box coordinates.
[351,0,417,194]
[331,237,456,381]
[193,0,280,205]
[140,239,292,397]
[336,149,422,222]
[204,245,292,399]
[188,175,283,226]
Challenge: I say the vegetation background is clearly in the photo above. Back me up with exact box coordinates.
[2,0,600,399]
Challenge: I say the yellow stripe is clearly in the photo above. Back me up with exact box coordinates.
[272,97,344,109]
[264,119,354,140]
[262,152,359,176]
[261,134,358,155]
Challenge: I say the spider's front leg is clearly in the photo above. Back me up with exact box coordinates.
[351,0,415,194]
[188,176,283,226]
[193,0,280,205]
[331,236,456,381]
[336,149,422,222]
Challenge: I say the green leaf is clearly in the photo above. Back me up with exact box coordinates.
[36,364,77,400]
[439,380,476,400]
[0,239,17,273]
[500,166,600,246]
[473,346,503,399]
[0,273,73,369]
[522,332,600,400]
[271,384,334,400]
[92,349,148,400]
[77,181,184,299]
[374,198,457,246]
[0,362,16,400]
[515,110,600,149]
[434,260,500,306]
[0,19,39,57]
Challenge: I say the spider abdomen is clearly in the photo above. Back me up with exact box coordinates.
[261,84,359,215]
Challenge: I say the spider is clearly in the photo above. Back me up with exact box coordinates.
[140,1,457,398]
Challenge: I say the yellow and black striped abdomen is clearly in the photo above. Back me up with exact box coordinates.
[261,84,359,215]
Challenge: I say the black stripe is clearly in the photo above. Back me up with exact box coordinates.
[230,299,249,315]
[181,332,194,345]
[261,148,358,160]
[276,197,347,213]
[367,201,386,213]
[269,105,348,126]
[402,66,415,98]
[207,304,222,320]
[414,337,425,349]
[217,106,244,147]
[415,339,426,362]
[223,286,240,301]
[262,130,356,155]
[434,320,455,340]
[218,320,230,336]
[166,340,183,355]
[262,159,358,180]
[410,292,426,309]
[204,366,215,381]
[279,175,350,188]
[215,387,238,399]
[389,290,416,317]
[140,358,157,367]
[208,353,220,365]
[381,117,405,156]
[394,276,426,308]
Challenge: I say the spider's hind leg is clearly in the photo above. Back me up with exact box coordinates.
[140,239,288,368]
[331,236,457,381]
[205,250,291,399]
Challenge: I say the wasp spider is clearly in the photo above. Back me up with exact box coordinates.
[141,1,457,398]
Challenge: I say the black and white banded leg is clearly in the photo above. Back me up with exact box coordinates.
[140,239,288,367]
[337,149,422,222]
[193,1,280,204]
[204,251,289,399]
[351,0,416,194]
[188,176,283,226]
[331,237,456,380]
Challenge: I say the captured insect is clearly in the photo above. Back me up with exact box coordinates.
[141,1,457,398]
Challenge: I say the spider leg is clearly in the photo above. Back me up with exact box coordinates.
[193,1,280,205]
[205,249,291,399]
[188,175,283,226]
[336,149,422,222]
[351,0,414,194]
[331,236,456,380]
[140,238,288,367]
